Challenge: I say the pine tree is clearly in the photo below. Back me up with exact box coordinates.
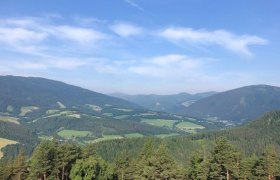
[10,150,28,180]
[28,140,58,180]
[239,154,258,180]
[208,138,241,180]
[254,145,280,180]
[188,150,209,180]
[132,139,155,178]
[69,155,113,180]
[114,150,131,180]
[55,143,81,179]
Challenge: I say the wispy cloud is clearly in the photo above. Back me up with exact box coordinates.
[0,27,47,44]
[129,54,201,77]
[48,25,105,44]
[159,27,268,57]
[2,57,89,71]
[110,22,143,37]
[124,0,144,11]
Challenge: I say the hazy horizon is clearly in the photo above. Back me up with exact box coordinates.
[0,0,279,94]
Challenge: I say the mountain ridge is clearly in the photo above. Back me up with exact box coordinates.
[179,84,280,123]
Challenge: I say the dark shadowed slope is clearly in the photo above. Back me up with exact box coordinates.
[179,85,280,123]
[0,75,142,116]
[111,91,217,112]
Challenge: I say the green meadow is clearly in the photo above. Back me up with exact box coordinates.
[57,130,91,138]
[141,119,178,128]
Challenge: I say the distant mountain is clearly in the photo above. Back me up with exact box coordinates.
[178,85,280,123]
[0,75,142,118]
[111,91,217,112]
[1,76,215,159]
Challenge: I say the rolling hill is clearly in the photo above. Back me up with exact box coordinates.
[0,76,211,159]
[176,85,280,124]
[0,75,142,119]
[111,91,217,112]
[91,110,280,166]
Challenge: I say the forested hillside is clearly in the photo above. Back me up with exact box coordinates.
[1,110,280,179]
[178,85,280,124]
[112,92,216,112]
[0,76,214,160]
[0,76,141,118]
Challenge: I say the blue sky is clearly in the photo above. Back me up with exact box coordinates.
[0,0,279,94]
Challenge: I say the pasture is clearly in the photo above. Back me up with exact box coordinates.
[155,133,180,138]
[58,129,91,139]
[141,119,178,128]
[0,138,18,158]
[0,116,19,124]
[124,133,144,138]
[113,108,133,112]
[89,135,123,143]
[175,121,205,133]
[86,104,102,112]
[19,106,39,116]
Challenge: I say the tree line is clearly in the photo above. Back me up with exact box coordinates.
[0,137,280,180]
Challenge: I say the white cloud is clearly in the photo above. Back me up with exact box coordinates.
[110,22,143,37]
[0,17,106,50]
[3,57,89,71]
[159,27,268,57]
[48,26,105,44]
[129,54,200,77]
[124,0,144,11]
[0,27,47,44]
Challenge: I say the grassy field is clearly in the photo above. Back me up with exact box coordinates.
[57,101,66,108]
[88,135,123,143]
[115,115,130,119]
[175,121,205,133]
[39,135,53,140]
[57,129,91,138]
[155,133,180,138]
[141,119,178,128]
[113,108,133,112]
[137,112,157,116]
[124,133,144,138]
[46,111,81,118]
[103,113,113,117]
[0,138,18,158]
[86,104,102,112]
[19,106,39,116]
[46,109,60,114]
[0,116,19,124]
[6,105,14,112]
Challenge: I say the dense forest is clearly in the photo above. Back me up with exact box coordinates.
[0,137,279,180]
[1,110,280,179]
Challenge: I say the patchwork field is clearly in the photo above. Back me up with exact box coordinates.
[113,108,133,112]
[124,133,144,138]
[86,104,102,112]
[115,115,130,119]
[46,109,60,114]
[175,121,205,133]
[155,133,180,138]
[0,138,18,158]
[46,111,81,118]
[141,119,178,128]
[57,129,91,139]
[57,101,66,108]
[0,116,19,124]
[19,106,39,116]
[88,135,123,143]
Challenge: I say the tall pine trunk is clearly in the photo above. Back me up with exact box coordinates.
[62,165,65,180]
[226,169,230,180]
